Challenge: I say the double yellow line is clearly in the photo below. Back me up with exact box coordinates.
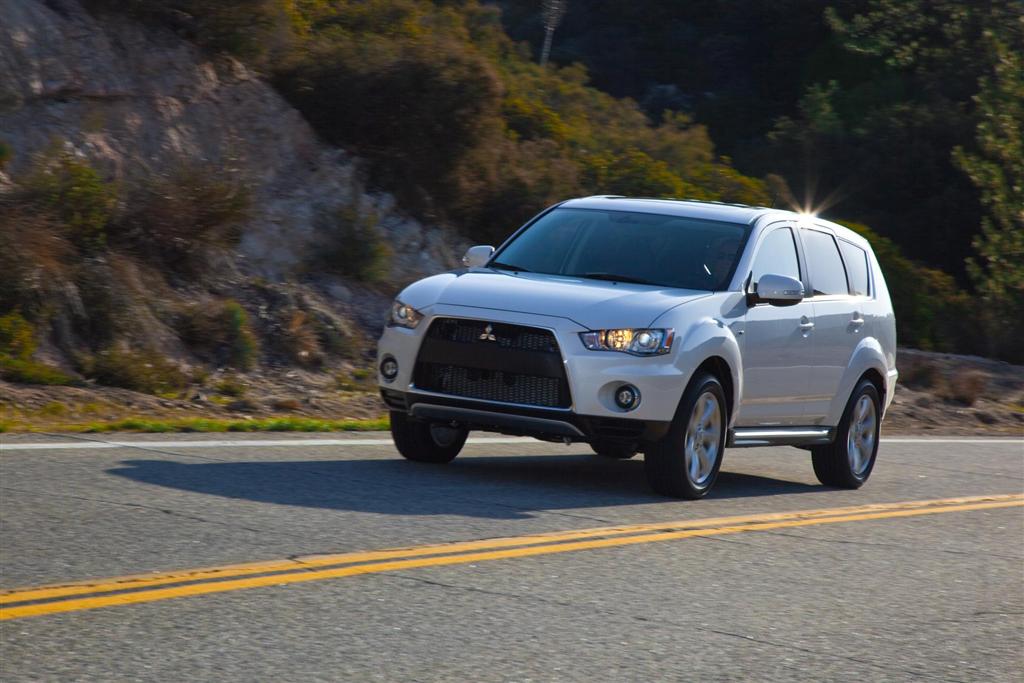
[2,493,1021,620]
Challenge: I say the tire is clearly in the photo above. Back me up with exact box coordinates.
[811,379,881,488]
[390,410,468,464]
[644,372,727,499]
[590,441,637,459]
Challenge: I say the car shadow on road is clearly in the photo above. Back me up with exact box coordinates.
[107,454,822,519]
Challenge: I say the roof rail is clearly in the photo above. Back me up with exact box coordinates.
[583,195,773,211]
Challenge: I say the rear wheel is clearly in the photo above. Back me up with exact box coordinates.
[811,380,880,488]
[590,441,637,459]
[390,410,468,464]
[644,373,726,499]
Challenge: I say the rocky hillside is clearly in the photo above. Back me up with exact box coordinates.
[0,0,466,402]
[1,0,458,280]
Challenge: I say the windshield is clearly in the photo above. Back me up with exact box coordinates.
[490,208,751,291]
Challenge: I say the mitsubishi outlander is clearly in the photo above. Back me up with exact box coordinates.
[377,197,897,498]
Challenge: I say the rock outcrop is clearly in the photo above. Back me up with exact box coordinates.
[0,0,461,281]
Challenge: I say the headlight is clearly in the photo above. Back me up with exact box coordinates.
[389,300,423,329]
[579,328,674,355]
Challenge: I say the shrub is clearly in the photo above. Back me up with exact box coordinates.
[0,358,77,386]
[214,377,247,397]
[583,149,688,198]
[224,302,259,370]
[282,310,323,367]
[112,164,250,275]
[0,202,74,317]
[939,368,989,407]
[271,397,301,411]
[316,206,391,282]
[86,348,189,395]
[180,300,259,370]
[275,34,504,215]
[83,0,294,62]
[0,311,76,386]
[898,358,941,390]
[0,311,36,361]
[22,151,117,253]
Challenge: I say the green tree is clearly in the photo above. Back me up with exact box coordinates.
[953,31,1024,361]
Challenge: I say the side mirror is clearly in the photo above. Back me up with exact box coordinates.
[462,245,495,268]
[749,273,804,307]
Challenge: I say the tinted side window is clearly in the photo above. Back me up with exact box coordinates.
[839,240,870,296]
[803,230,849,296]
[751,227,801,285]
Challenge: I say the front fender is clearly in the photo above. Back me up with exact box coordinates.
[673,316,743,427]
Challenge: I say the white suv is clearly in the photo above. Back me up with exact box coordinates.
[377,197,897,498]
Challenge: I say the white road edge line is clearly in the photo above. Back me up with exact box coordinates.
[1,437,1022,452]
[0,437,536,451]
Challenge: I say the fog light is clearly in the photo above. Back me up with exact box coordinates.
[380,356,399,381]
[614,384,641,411]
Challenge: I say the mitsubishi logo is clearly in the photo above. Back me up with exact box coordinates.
[478,323,498,342]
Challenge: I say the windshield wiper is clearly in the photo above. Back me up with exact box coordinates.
[489,261,530,272]
[572,272,654,285]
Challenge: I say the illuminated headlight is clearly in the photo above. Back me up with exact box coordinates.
[389,300,423,329]
[579,328,674,356]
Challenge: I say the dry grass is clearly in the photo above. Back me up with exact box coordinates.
[84,347,189,395]
[283,310,323,367]
[898,357,942,389]
[938,368,989,407]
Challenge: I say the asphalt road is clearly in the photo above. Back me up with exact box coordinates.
[1,432,1022,682]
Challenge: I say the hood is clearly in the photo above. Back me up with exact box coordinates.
[399,270,710,330]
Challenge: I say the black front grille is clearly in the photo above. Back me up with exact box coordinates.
[413,318,571,408]
[426,318,559,353]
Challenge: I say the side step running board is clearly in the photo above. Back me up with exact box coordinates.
[728,427,834,448]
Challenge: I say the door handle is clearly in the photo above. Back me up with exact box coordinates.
[799,318,815,331]
[851,311,865,326]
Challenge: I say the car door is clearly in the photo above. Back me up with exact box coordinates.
[799,228,864,423]
[737,224,816,426]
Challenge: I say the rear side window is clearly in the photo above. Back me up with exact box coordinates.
[751,227,801,284]
[839,240,870,296]
[803,230,849,296]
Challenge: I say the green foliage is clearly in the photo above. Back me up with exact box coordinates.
[0,140,11,169]
[0,311,36,361]
[276,33,503,216]
[74,416,391,433]
[224,302,259,370]
[22,151,117,253]
[583,149,687,198]
[0,358,78,386]
[180,300,260,370]
[953,33,1024,362]
[84,0,293,62]
[316,206,392,282]
[214,377,247,397]
[85,348,189,395]
[0,311,77,385]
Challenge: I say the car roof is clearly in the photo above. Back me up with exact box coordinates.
[559,196,871,249]
[560,196,778,225]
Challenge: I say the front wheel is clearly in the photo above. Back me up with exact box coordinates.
[390,411,468,463]
[811,380,881,488]
[644,372,726,499]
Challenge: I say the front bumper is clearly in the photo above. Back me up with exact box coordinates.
[378,304,685,443]
[380,387,671,444]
